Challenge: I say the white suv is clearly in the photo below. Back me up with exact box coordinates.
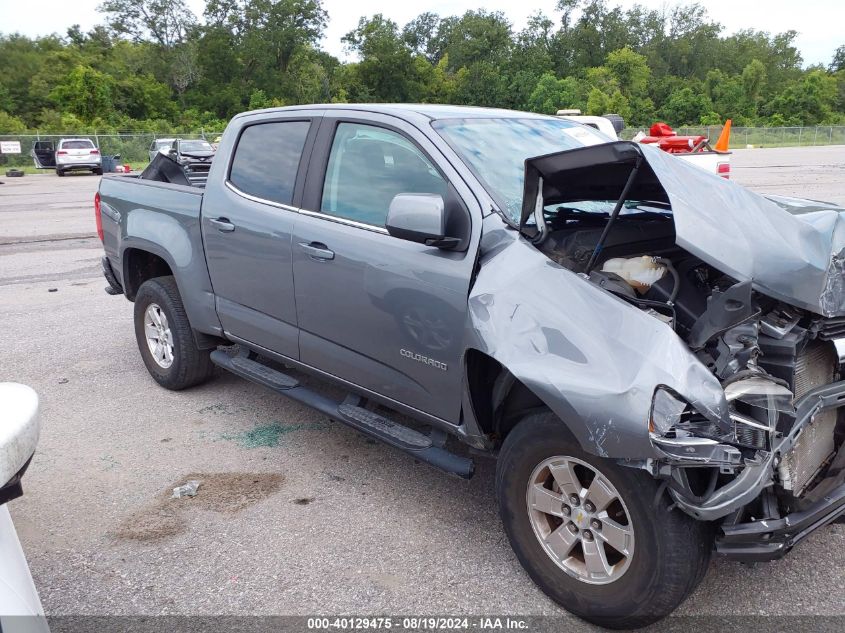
[55,138,102,176]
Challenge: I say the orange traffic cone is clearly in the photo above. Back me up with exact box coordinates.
[714,119,732,152]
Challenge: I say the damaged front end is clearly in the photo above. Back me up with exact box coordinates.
[514,141,845,561]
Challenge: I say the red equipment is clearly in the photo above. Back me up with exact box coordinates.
[638,122,710,154]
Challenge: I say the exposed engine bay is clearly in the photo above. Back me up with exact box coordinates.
[531,199,845,558]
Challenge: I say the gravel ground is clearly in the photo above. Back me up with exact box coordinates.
[1,147,844,624]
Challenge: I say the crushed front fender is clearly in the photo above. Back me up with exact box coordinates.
[465,229,728,459]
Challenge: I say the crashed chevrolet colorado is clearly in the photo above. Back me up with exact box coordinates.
[96,105,845,628]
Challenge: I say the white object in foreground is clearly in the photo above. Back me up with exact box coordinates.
[0,383,49,631]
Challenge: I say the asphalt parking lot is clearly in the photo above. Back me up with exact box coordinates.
[1,146,844,623]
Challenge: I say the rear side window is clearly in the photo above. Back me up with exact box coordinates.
[229,121,310,205]
[61,140,95,149]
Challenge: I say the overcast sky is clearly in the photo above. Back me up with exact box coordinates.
[1,0,842,67]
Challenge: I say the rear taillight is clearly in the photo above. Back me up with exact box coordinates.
[717,162,730,179]
[90,149,99,155]
[57,150,68,155]
[94,192,104,242]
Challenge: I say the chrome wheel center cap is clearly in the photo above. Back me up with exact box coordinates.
[573,508,589,529]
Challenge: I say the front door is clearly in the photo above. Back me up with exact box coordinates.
[292,114,479,422]
[201,113,320,358]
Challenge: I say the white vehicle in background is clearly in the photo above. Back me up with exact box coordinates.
[55,138,102,177]
[557,109,732,178]
[148,138,177,162]
[0,383,48,631]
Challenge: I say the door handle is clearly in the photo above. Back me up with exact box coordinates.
[209,217,235,232]
[299,241,335,261]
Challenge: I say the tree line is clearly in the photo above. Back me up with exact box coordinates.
[1,0,844,134]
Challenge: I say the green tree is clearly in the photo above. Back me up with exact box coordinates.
[526,73,585,113]
[765,69,837,125]
[240,0,327,73]
[452,61,509,106]
[342,14,418,102]
[0,111,27,133]
[605,47,649,98]
[659,86,714,125]
[434,11,512,71]
[98,0,196,47]
[402,12,441,61]
[830,45,845,72]
[50,65,116,121]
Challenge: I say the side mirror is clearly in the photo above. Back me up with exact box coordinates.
[113,154,121,161]
[0,383,39,506]
[386,193,460,249]
[168,148,177,155]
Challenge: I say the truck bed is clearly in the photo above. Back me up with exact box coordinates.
[97,173,219,337]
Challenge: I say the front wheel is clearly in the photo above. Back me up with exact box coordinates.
[496,412,712,629]
[133,276,215,390]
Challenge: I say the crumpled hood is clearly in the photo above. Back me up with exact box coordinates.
[521,141,845,317]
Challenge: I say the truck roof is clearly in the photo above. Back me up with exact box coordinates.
[233,103,552,124]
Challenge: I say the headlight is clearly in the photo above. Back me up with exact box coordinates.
[649,387,689,435]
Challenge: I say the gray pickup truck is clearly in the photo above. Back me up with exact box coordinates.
[97,104,845,628]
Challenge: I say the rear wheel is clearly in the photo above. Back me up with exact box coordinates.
[133,276,215,390]
[56,169,64,177]
[93,167,103,175]
[496,411,712,629]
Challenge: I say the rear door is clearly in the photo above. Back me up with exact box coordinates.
[32,142,55,168]
[291,112,480,422]
[200,111,322,359]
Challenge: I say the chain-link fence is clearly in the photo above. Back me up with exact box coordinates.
[619,125,845,148]
[0,132,223,169]
[2,126,844,170]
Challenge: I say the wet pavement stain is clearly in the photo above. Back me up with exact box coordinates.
[220,421,328,448]
[113,472,284,542]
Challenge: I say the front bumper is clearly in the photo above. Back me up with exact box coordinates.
[716,479,845,561]
[663,379,845,524]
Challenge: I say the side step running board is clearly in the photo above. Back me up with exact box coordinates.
[210,350,474,479]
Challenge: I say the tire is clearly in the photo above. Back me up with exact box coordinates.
[133,276,215,390]
[56,169,65,177]
[93,167,103,175]
[496,411,712,629]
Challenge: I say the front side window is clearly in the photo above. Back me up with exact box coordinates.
[229,120,310,205]
[320,123,447,227]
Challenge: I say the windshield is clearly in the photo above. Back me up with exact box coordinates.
[433,117,609,224]
[181,140,213,152]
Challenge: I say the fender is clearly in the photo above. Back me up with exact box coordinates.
[102,177,223,337]
[464,232,728,459]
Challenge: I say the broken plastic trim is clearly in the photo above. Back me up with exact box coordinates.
[717,479,845,561]
[649,387,689,435]
[651,434,742,468]
[667,379,845,521]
